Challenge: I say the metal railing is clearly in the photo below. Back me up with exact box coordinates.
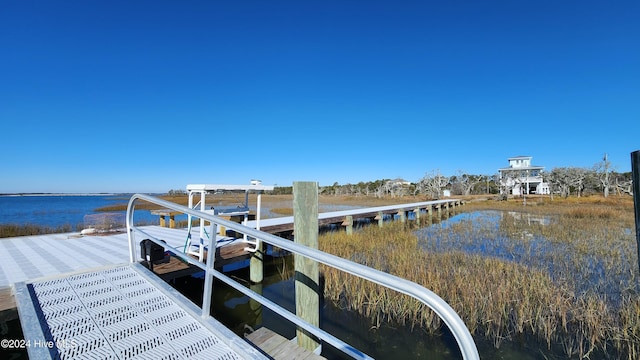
[126,193,479,360]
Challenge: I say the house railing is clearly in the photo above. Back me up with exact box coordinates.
[126,193,479,360]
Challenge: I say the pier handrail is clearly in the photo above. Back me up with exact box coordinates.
[126,193,479,360]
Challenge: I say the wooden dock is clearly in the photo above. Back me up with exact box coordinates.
[252,199,462,235]
[0,197,474,360]
[246,327,326,360]
[0,199,463,292]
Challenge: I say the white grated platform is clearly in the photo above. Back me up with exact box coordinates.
[15,265,262,360]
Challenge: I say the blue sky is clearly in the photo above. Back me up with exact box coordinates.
[1,1,638,193]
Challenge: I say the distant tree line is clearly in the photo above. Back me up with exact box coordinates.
[166,157,634,199]
[303,171,631,200]
[284,157,632,199]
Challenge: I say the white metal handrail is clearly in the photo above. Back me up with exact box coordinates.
[126,193,479,360]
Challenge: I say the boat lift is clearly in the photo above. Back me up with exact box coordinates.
[185,182,274,262]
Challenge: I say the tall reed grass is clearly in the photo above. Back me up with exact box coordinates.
[319,196,640,359]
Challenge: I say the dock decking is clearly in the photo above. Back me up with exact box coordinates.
[0,225,244,290]
[14,263,267,359]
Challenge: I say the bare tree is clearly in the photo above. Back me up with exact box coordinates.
[614,178,633,196]
[451,171,479,196]
[593,153,612,198]
[419,170,449,199]
[546,168,572,198]
[568,167,588,197]
[545,167,590,198]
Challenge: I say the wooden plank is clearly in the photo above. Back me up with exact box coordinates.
[145,255,201,281]
[0,287,15,311]
[144,241,252,279]
[245,327,326,360]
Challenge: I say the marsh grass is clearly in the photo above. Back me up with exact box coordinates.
[270,208,294,216]
[320,196,640,359]
[0,223,76,237]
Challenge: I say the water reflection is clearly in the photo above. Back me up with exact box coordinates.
[416,210,638,305]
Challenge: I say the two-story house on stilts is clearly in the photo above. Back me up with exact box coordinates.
[498,156,550,195]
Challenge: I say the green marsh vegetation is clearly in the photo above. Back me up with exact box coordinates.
[319,196,640,359]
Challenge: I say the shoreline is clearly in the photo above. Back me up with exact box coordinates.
[0,193,125,197]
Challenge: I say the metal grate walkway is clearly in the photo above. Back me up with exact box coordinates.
[14,264,266,360]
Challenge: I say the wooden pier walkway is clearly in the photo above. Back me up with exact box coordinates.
[251,199,462,234]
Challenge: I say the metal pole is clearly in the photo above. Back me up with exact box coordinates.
[202,222,216,318]
[187,191,194,248]
[126,198,137,263]
[199,190,206,262]
[631,150,640,274]
[250,191,264,283]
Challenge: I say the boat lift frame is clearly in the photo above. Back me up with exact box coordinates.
[185,183,274,261]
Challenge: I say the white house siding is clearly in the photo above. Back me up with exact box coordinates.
[537,182,550,195]
[499,156,549,195]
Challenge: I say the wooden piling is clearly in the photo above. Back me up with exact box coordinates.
[377,211,384,227]
[343,215,353,235]
[293,181,320,352]
[250,241,264,284]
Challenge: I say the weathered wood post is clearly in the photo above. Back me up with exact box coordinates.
[377,211,384,227]
[249,240,264,284]
[397,210,406,223]
[343,215,353,235]
[293,181,320,352]
[631,150,640,274]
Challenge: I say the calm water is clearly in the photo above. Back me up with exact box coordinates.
[0,195,164,229]
[0,195,363,229]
